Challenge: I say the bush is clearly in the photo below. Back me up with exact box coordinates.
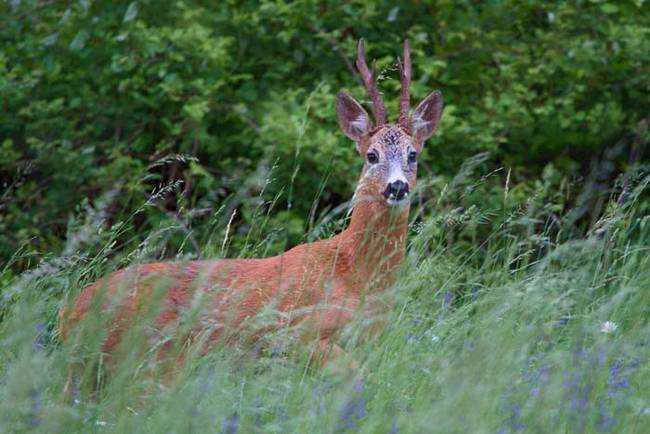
[1,1,648,271]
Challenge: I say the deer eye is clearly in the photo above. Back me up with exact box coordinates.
[408,151,417,163]
[367,151,379,164]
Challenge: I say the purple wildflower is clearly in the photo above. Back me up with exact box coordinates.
[221,413,239,434]
[29,389,42,427]
[33,322,46,351]
[608,361,630,394]
[597,409,617,432]
[505,404,524,432]
[569,383,592,413]
[253,396,263,428]
[352,376,364,393]
[405,331,417,344]
[443,290,453,309]
[338,378,366,430]
[470,285,479,301]
[338,396,366,430]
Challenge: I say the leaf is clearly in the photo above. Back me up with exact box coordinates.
[189,161,213,179]
[41,33,59,47]
[387,6,399,23]
[123,2,139,23]
[600,3,619,13]
[183,100,209,122]
[69,30,89,51]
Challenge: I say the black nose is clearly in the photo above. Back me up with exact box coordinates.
[383,180,409,201]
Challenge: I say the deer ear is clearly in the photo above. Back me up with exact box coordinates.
[336,91,372,143]
[411,90,443,148]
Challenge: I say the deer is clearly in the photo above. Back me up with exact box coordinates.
[59,39,443,377]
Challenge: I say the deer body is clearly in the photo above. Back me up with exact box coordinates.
[62,197,407,355]
[60,39,443,365]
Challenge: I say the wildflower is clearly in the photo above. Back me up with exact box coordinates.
[72,374,81,405]
[608,361,630,395]
[338,378,366,430]
[443,290,453,309]
[29,389,42,427]
[598,410,617,432]
[405,332,417,344]
[338,396,366,430]
[33,322,46,351]
[600,321,617,334]
[221,413,240,434]
[505,404,524,432]
[422,329,440,345]
[253,397,263,428]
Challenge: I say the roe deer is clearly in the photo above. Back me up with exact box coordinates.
[60,39,443,369]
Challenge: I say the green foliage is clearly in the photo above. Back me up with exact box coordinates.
[0,1,648,270]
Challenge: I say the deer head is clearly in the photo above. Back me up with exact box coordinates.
[337,39,443,207]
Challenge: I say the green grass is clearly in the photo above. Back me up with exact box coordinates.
[1,167,649,434]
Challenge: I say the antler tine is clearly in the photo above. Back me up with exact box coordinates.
[397,39,412,131]
[356,38,386,126]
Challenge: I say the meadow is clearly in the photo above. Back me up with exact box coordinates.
[1,158,648,433]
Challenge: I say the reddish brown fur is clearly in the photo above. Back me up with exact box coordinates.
[60,199,407,358]
[60,39,443,366]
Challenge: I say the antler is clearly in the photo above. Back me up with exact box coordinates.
[356,39,387,127]
[397,39,412,132]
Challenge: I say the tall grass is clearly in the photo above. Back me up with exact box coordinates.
[1,159,648,434]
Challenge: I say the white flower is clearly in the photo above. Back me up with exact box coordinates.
[423,329,440,344]
[600,320,618,334]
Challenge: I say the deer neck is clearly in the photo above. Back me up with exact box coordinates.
[340,199,410,287]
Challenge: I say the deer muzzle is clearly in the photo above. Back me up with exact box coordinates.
[383,180,409,204]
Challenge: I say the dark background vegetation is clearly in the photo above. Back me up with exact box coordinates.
[1,0,648,274]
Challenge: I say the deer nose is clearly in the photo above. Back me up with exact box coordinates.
[383,180,409,201]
